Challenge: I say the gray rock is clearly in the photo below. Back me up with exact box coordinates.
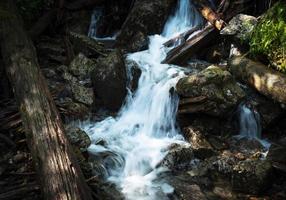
[116,0,176,52]
[91,50,127,111]
[70,83,94,106]
[65,126,91,152]
[69,53,96,80]
[220,14,258,42]
[176,65,246,116]
[158,143,193,170]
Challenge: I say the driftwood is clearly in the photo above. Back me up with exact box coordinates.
[0,1,93,200]
[229,56,286,105]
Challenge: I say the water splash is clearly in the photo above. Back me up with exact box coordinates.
[83,1,203,199]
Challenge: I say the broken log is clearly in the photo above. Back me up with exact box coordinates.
[163,25,201,47]
[162,24,217,64]
[0,1,93,200]
[229,56,286,105]
[192,0,226,30]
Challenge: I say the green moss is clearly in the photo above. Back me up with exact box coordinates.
[249,1,286,72]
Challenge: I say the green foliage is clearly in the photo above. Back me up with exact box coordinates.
[249,1,286,72]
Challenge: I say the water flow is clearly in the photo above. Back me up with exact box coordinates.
[83,1,203,199]
[237,103,271,149]
[238,103,262,139]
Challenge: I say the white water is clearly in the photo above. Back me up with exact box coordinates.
[83,1,203,199]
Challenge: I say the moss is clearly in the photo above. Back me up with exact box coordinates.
[249,1,286,72]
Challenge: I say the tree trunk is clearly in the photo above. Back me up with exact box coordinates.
[192,0,226,30]
[229,56,286,104]
[0,1,93,200]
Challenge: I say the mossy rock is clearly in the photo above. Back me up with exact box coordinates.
[249,1,286,73]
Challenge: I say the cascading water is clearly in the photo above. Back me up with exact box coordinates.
[237,103,271,149]
[83,0,203,199]
[238,103,262,139]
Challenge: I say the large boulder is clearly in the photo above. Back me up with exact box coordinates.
[91,50,127,111]
[116,0,176,52]
[176,65,245,116]
[220,14,258,42]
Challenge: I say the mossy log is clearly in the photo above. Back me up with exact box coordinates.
[229,56,286,104]
[0,1,92,200]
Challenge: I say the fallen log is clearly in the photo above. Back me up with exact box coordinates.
[163,25,201,47]
[193,0,226,30]
[229,56,286,104]
[0,1,93,200]
[162,24,217,64]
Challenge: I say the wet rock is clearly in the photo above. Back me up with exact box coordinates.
[126,60,142,92]
[70,82,94,106]
[176,65,246,116]
[65,126,91,152]
[69,53,96,80]
[116,0,176,52]
[183,127,216,159]
[267,137,286,172]
[91,50,127,111]
[220,14,258,42]
[68,31,106,57]
[158,143,193,170]
[231,159,272,194]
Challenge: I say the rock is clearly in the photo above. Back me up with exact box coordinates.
[158,143,193,170]
[69,53,96,80]
[231,159,272,194]
[56,97,89,119]
[70,82,94,106]
[68,31,106,57]
[91,50,127,111]
[183,127,216,159]
[116,0,176,52]
[176,65,246,116]
[220,14,258,42]
[65,126,91,152]
[126,60,142,92]
[67,10,93,35]
[267,137,286,172]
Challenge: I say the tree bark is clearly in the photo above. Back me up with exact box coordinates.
[192,0,226,30]
[0,1,93,200]
[229,56,286,104]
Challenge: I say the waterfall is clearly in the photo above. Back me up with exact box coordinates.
[237,103,271,149]
[83,0,203,199]
[238,103,262,139]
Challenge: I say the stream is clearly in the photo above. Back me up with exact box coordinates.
[83,0,203,199]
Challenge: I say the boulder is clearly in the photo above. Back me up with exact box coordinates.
[158,143,193,170]
[65,126,91,152]
[176,65,245,116]
[91,50,127,111]
[70,82,94,106]
[126,60,142,92]
[220,14,258,42]
[116,0,176,52]
[69,53,96,80]
[267,137,286,172]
